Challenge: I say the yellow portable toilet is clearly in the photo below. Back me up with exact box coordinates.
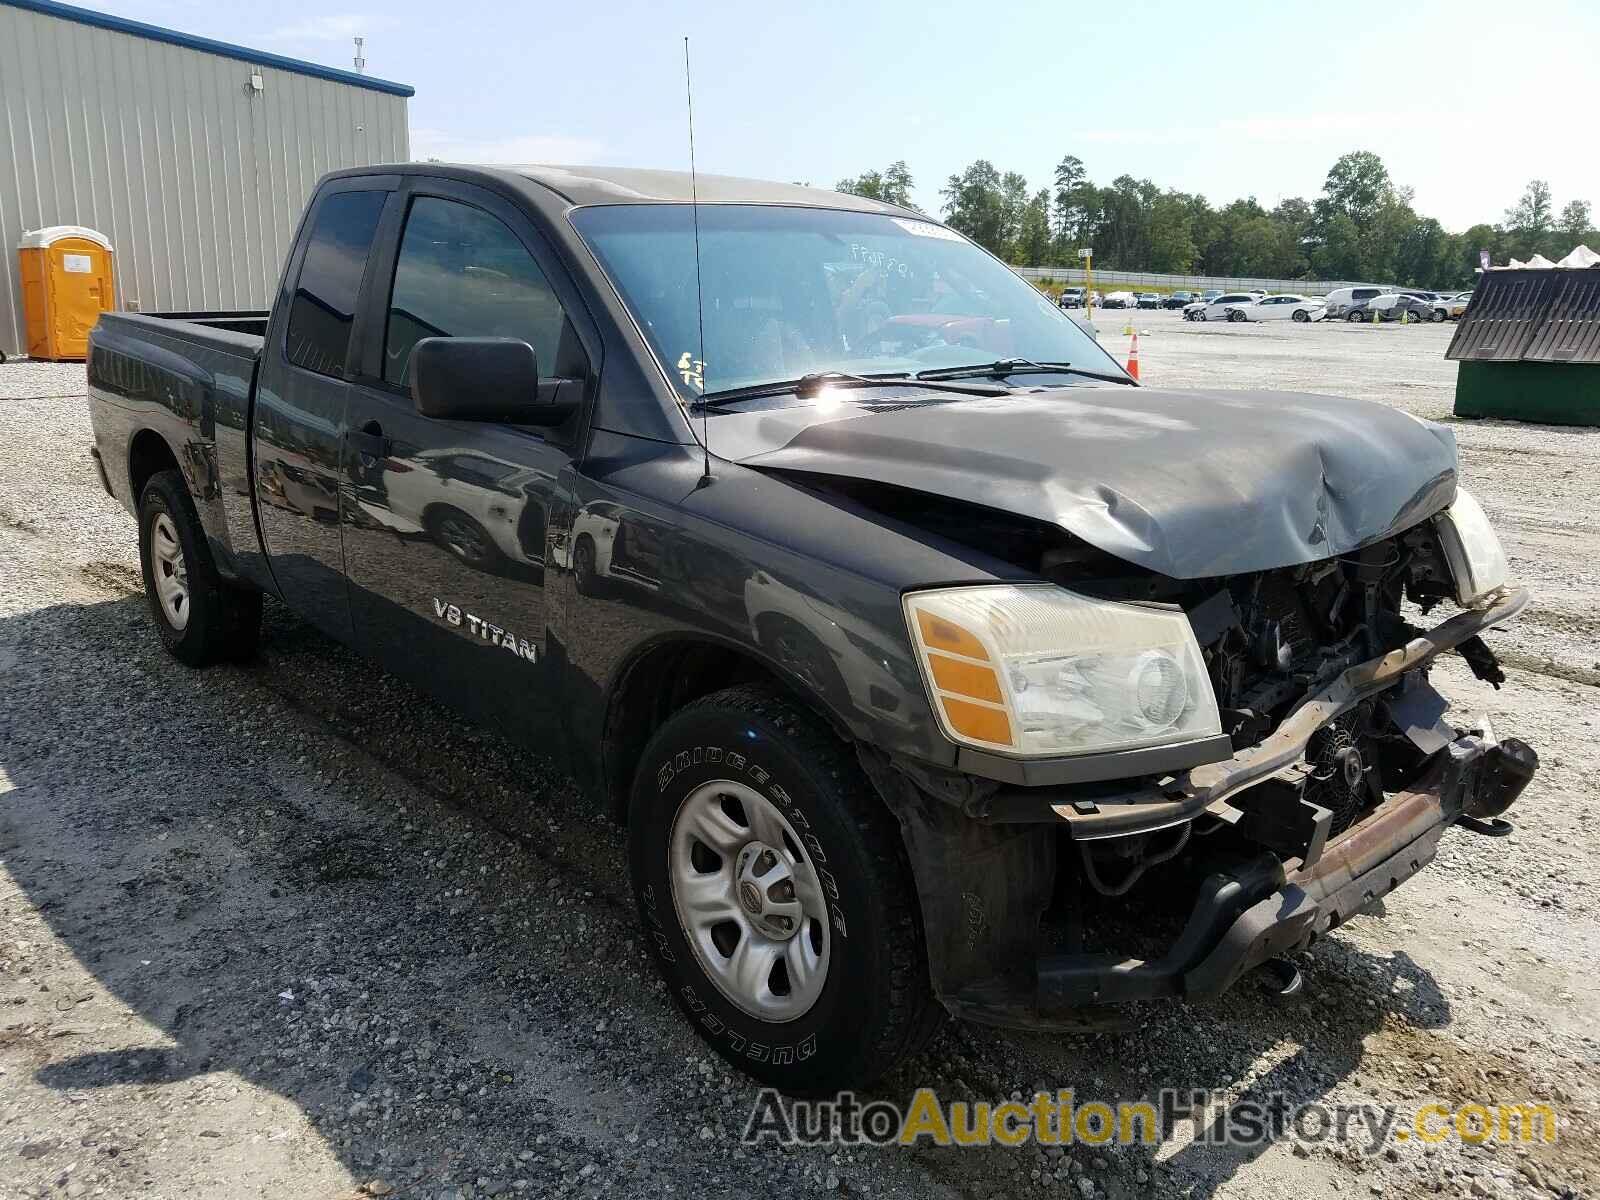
[18,226,115,361]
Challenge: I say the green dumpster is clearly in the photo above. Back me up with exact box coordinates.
[1447,268,1600,426]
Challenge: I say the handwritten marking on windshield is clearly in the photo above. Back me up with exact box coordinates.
[677,352,706,391]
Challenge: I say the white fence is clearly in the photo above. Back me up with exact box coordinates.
[1012,266,1392,297]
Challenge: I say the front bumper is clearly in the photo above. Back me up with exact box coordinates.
[868,588,1538,1031]
[1036,728,1534,1014]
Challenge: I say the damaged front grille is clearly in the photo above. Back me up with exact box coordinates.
[1189,536,1422,755]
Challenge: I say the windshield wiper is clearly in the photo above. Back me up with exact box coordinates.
[916,357,1136,386]
[694,370,1007,409]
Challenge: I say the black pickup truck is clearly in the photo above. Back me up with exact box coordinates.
[87,164,1536,1093]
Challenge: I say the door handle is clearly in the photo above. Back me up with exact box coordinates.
[349,420,391,463]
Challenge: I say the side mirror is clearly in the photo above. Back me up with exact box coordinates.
[409,336,581,427]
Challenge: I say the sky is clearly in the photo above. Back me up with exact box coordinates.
[72,0,1600,234]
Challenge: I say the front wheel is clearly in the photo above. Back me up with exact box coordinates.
[629,685,940,1094]
[1347,310,1365,322]
[1431,309,1446,322]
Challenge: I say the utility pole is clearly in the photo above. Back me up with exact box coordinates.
[1079,246,1094,323]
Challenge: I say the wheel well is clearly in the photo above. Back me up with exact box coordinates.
[601,639,834,822]
[128,430,180,503]
[421,502,475,531]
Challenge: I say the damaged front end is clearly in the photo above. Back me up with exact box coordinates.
[861,507,1538,1031]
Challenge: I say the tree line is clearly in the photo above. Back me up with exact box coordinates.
[836,152,1594,289]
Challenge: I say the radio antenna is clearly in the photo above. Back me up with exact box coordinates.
[684,36,711,484]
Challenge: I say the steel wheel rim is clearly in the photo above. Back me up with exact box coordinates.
[668,779,831,1021]
[151,512,190,631]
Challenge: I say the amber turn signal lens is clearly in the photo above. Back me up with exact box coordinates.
[928,653,1003,703]
[939,696,1014,746]
[915,610,990,661]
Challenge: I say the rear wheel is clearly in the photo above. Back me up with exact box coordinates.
[1292,309,1311,323]
[629,685,940,1093]
[1347,310,1365,322]
[1228,309,1246,322]
[138,469,261,666]
[1431,308,1446,322]
[572,533,600,595]
[426,505,504,572]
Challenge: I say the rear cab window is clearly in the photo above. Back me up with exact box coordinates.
[284,190,388,378]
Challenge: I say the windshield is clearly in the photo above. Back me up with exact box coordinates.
[570,204,1115,399]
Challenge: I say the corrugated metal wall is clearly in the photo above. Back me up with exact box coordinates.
[0,2,408,358]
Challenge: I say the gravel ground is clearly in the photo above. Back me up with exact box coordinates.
[1,318,1596,1200]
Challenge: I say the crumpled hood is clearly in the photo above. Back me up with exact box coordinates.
[716,386,1458,579]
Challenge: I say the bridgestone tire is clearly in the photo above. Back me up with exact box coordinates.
[629,685,941,1094]
[138,469,262,667]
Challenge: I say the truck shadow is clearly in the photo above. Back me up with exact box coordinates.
[0,593,1457,1199]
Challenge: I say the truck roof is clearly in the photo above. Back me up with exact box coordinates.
[340,162,918,214]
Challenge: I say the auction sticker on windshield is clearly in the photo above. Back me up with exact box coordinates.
[892,218,966,241]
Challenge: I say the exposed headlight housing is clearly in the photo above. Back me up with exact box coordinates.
[904,585,1222,759]
[1434,488,1509,606]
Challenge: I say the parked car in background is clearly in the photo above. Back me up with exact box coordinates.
[1102,290,1137,309]
[1365,293,1434,323]
[1183,292,1258,321]
[1322,286,1388,320]
[1431,291,1472,321]
[1199,289,1223,301]
[1058,287,1084,309]
[1221,294,1328,323]
[1163,291,1195,309]
[1136,293,1162,309]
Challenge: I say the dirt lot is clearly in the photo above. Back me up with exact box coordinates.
[1,315,1596,1200]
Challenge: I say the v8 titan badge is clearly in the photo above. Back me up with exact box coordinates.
[433,598,538,663]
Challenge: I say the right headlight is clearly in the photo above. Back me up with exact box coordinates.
[1434,487,1509,606]
[904,585,1222,759]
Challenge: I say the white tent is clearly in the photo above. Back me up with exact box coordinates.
[1496,245,1597,269]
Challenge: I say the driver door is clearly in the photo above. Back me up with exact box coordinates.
[338,178,593,738]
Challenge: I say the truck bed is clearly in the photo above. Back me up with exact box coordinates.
[140,309,270,338]
[87,311,267,588]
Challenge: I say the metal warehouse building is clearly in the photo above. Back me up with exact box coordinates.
[0,0,412,359]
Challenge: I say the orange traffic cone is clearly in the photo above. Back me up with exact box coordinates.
[1126,331,1141,381]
